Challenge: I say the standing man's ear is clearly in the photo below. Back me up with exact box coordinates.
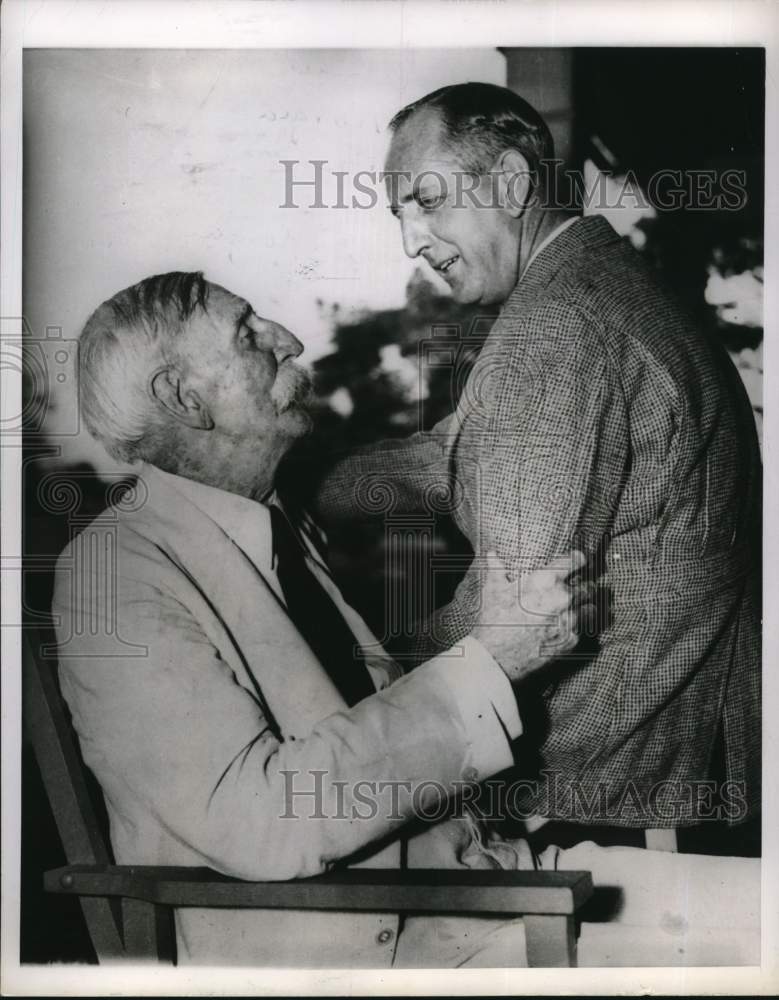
[150,368,215,430]
[494,149,533,217]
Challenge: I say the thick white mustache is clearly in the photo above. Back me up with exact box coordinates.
[271,362,313,412]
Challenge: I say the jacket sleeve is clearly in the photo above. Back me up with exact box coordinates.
[312,414,457,524]
[480,301,628,564]
[405,301,631,665]
[52,535,521,882]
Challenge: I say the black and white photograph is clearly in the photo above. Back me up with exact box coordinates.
[1,1,777,994]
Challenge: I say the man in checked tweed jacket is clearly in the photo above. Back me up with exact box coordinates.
[314,83,761,838]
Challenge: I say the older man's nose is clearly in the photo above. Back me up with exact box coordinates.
[400,213,432,259]
[269,323,304,363]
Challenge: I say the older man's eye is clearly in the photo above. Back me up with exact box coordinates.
[239,324,257,347]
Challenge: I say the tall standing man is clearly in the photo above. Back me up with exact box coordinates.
[316,82,762,846]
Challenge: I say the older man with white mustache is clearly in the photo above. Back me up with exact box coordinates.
[56,269,591,967]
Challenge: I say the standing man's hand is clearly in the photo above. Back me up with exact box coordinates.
[471,550,592,683]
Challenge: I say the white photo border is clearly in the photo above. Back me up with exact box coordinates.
[2,0,777,995]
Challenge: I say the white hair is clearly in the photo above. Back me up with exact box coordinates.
[77,272,209,462]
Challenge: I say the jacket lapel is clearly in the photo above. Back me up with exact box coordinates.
[129,465,348,740]
[502,214,620,316]
[446,216,622,544]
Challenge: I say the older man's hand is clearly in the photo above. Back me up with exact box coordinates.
[471,550,592,684]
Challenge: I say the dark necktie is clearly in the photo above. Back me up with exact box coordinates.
[269,503,376,707]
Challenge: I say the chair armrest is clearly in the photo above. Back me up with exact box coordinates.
[46,864,592,966]
[46,864,592,915]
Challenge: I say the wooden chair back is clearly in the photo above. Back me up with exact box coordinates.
[23,624,174,960]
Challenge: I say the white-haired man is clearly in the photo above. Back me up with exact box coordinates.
[54,271,758,968]
[55,270,588,967]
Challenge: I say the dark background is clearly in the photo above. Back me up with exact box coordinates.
[21,47,764,963]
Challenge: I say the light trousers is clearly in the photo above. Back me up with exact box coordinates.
[393,842,760,967]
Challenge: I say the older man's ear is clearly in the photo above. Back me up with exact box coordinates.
[150,367,215,431]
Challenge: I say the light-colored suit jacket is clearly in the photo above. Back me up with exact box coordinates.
[52,463,522,967]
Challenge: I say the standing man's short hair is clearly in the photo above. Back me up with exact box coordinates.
[389,81,555,184]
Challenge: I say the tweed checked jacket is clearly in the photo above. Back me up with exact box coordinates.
[316,215,762,827]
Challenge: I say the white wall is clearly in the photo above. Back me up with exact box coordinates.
[23,48,505,470]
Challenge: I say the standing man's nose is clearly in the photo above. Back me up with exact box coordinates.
[400,211,432,259]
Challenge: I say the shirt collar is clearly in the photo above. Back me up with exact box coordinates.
[502,215,618,318]
[145,464,277,573]
[520,215,580,283]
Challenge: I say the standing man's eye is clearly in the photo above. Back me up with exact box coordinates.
[418,193,447,211]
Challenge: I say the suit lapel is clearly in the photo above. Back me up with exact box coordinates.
[448,217,621,546]
[130,465,348,740]
[502,214,620,316]
[453,220,615,430]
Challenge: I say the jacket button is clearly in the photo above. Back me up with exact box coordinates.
[376,928,394,945]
